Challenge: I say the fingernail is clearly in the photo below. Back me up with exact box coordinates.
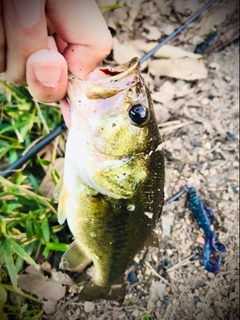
[33,62,62,87]
[12,0,41,27]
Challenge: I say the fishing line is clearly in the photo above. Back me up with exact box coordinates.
[0,122,67,178]
[0,0,217,178]
[140,0,217,63]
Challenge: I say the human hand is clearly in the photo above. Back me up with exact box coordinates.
[0,0,112,127]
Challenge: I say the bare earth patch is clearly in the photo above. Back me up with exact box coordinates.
[40,1,239,319]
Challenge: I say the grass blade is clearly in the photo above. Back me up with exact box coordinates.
[9,238,36,265]
[0,284,7,305]
[2,239,20,292]
[41,217,50,243]
[46,242,69,252]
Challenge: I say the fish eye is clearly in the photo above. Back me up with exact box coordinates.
[129,104,149,125]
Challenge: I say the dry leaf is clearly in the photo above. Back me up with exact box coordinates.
[134,40,202,59]
[43,300,57,314]
[41,261,52,271]
[24,264,41,275]
[51,271,73,286]
[152,91,174,104]
[40,157,65,198]
[112,38,144,66]
[149,58,208,80]
[18,265,66,301]
[18,273,66,301]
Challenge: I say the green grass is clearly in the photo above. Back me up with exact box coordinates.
[0,82,67,318]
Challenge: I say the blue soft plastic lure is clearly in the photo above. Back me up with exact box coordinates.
[166,186,226,272]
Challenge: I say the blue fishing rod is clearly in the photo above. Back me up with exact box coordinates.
[0,0,217,178]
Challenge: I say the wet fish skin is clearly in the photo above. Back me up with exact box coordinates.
[57,57,165,301]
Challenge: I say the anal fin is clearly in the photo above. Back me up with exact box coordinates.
[145,230,159,248]
[79,280,125,302]
[60,239,92,272]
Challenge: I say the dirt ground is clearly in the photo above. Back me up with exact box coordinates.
[39,2,239,319]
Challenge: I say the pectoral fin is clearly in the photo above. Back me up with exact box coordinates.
[60,239,92,272]
[57,182,68,225]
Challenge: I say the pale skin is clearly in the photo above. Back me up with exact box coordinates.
[0,0,113,127]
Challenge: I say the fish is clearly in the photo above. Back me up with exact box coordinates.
[57,57,165,301]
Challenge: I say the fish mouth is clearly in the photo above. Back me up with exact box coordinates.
[67,57,141,100]
[97,57,140,82]
[69,57,140,82]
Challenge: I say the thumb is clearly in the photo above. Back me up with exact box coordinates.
[26,39,68,103]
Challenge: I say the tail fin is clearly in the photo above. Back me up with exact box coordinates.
[79,281,125,302]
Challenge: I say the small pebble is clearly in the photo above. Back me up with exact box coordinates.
[166,249,173,256]
[84,301,95,313]
[196,236,205,245]
[204,142,212,150]
[134,257,140,264]
[201,98,210,105]
[208,272,215,279]
[229,292,239,300]
[227,131,236,140]
[179,233,186,240]
[131,310,139,318]
[194,261,200,267]
[224,75,232,82]
[192,35,203,46]
[209,62,220,69]
[207,94,214,100]
[191,140,201,147]
[178,211,185,219]
[127,204,135,211]
[194,289,199,297]
[128,271,138,283]
[163,24,175,35]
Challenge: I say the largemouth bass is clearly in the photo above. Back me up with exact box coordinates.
[57,57,165,301]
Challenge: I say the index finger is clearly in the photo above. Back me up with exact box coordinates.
[46,0,112,79]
